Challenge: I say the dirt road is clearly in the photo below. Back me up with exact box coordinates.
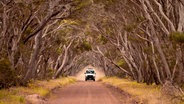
[48,81,136,104]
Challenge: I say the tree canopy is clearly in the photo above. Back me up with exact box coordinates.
[0,0,184,88]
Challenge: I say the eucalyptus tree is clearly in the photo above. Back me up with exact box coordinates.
[78,0,184,85]
[0,0,184,88]
[134,0,184,84]
[0,0,76,85]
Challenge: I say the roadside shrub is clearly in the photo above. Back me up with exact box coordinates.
[0,58,15,89]
[45,68,54,79]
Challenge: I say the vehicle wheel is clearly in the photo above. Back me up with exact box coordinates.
[85,78,87,81]
[93,79,95,81]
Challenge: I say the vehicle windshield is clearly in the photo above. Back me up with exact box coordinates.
[86,70,95,74]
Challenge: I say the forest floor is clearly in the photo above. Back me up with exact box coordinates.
[0,77,76,104]
[100,77,184,104]
[0,76,183,104]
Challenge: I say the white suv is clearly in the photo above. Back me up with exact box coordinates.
[84,68,96,81]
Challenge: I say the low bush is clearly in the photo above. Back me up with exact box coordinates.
[0,59,16,89]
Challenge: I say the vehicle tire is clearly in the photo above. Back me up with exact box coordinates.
[93,79,95,81]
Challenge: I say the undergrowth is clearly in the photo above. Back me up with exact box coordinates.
[0,77,76,104]
[100,77,184,104]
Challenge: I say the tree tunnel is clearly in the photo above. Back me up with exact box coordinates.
[57,51,126,80]
[0,0,184,88]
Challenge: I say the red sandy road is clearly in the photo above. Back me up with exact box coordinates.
[48,81,126,104]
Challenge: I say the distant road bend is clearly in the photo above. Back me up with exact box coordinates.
[48,81,136,104]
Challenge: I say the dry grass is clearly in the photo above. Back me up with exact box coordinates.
[0,89,25,104]
[100,77,183,104]
[0,77,76,104]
